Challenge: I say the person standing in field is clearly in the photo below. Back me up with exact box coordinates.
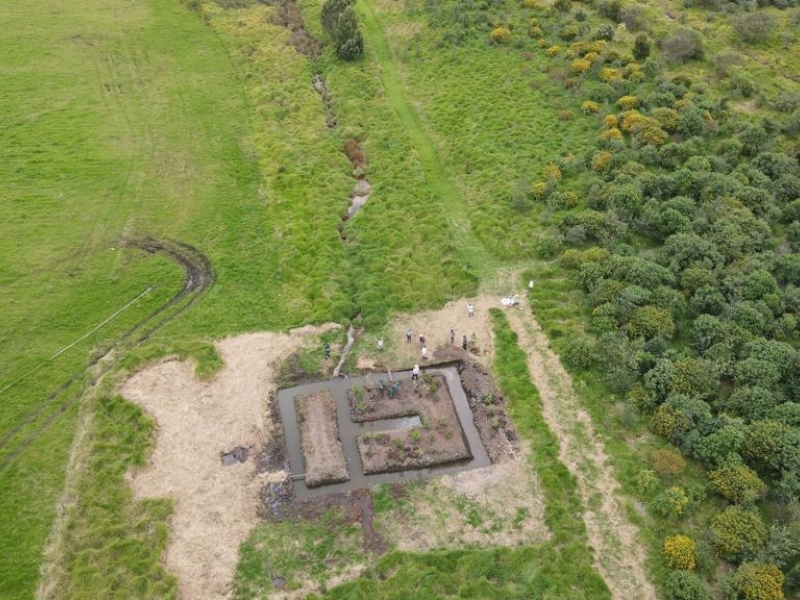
[405,328,412,343]
[324,342,331,358]
[412,364,420,380]
[450,329,455,345]
[467,302,474,317]
[421,346,428,361]
[462,335,468,351]
[419,333,426,346]
[377,337,384,351]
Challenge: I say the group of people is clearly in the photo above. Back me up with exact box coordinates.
[325,301,480,363]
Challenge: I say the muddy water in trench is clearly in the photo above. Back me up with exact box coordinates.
[277,366,490,498]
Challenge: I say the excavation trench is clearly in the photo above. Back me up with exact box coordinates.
[277,366,491,499]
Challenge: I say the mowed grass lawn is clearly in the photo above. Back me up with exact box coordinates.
[0,0,349,597]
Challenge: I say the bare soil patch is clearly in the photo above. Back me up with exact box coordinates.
[119,327,338,600]
[385,295,498,369]
[296,391,349,487]
[351,374,471,474]
[376,452,551,552]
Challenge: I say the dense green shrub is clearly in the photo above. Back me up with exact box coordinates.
[321,0,363,59]
[633,33,650,60]
[664,570,711,600]
[662,28,704,63]
[664,534,698,570]
[710,506,767,562]
[730,12,776,44]
[651,448,688,478]
[709,464,767,504]
[653,486,690,517]
[490,26,512,44]
[727,562,784,600]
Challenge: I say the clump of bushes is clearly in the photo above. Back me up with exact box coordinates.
[321,0,363,59]
[664,571,710,600]
[730,12,775,45]
[650,448,687,478]
[708,464,767,505]
[662,28,703,63]
[728,562,784,600]
[710,506,767,562]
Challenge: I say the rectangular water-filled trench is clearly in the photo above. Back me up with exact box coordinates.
[277,366,490,498]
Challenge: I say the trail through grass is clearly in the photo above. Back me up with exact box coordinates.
[358,0,655,599]
[356,0,498,277]
[504,297,657,600]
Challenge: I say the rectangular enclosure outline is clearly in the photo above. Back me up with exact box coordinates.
[277,366,491,498]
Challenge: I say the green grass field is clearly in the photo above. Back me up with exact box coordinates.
[1,0,346,595]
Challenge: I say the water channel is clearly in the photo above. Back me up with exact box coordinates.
[277,366,491,498]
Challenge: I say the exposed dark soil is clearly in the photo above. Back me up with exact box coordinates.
[220,445,250,466]
[296,391,349,487]
[457,356,520,463]
[261,0,321,57]
[348,374,471,474]
[259,485,386,553]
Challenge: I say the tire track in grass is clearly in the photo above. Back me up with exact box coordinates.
[356,0,497,278]
[504,298,657,600]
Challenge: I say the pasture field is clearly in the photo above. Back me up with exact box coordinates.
[1,0,346,596]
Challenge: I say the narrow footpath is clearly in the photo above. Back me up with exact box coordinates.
[356,0,496,277]
[505,300,657,600]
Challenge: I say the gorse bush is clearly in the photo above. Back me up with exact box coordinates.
[708,464,767,505]
[664,534,698,570]
[728,562,785,600]
[730,12,776,45]
[653,486,690,517]
[710,506,767,562]
[650,448,687,478]
[490,26,511,43]
[664,571,711,600]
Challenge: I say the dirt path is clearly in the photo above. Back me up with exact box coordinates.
[119,326,337,600]
[504,300,656,600]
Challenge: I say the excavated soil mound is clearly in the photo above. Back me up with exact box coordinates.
[350,375,471,474]
[296,391,349,487]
